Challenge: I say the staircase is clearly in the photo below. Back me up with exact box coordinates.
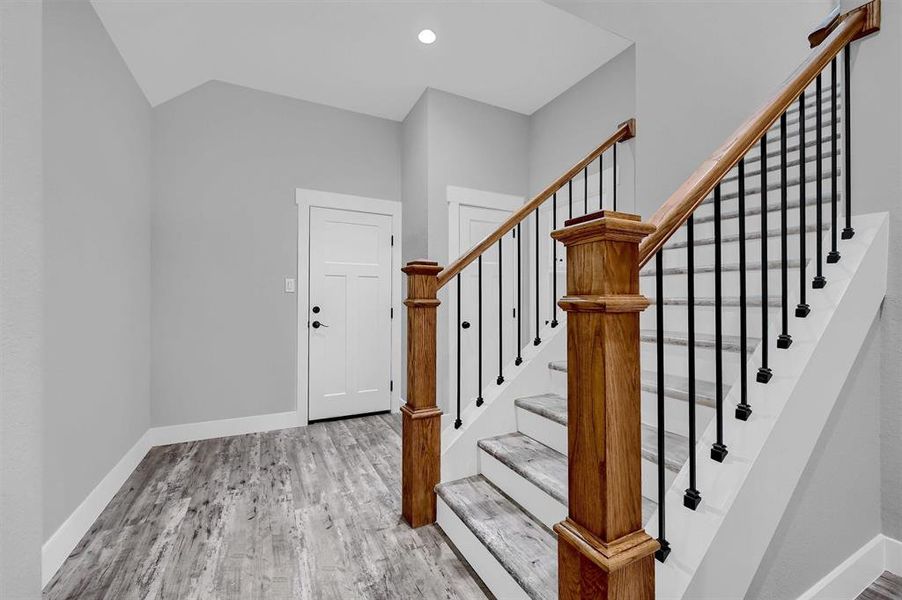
[401,3,886,599]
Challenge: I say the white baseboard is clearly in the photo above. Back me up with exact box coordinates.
[41,429,154,587]
[42,409,301,588]
[799,535,902,600]
[149,410,300,447]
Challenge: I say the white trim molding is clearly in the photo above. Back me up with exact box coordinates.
[42,430,154,587]
[42,409,304,588]
[799,535,902,600]
[295,188,403,426]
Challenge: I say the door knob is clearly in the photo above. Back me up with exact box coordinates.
[312,320,328,329]
[461,321,471,329]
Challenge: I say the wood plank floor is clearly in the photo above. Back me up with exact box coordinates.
[43,413,491,599]
[858,571,902,600]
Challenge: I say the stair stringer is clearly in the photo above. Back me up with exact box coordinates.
[648,212,888,599]
[440,321,565,484]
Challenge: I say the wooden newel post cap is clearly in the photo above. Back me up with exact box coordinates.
[402,260,443,277]
[551,210,655,247]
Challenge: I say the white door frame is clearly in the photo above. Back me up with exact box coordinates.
[296,188,402,427]
[446,186,524,412]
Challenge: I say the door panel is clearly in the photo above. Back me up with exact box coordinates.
[455,205,517,402]
[309,207,392,420]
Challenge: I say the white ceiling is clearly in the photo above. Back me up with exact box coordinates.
[91,0,631,121]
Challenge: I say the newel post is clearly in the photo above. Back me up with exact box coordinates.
[551,211,659,599]
[401,260,443,528]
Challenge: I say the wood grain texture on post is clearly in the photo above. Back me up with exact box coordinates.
[551,211,659,600]
[400,260,443,528]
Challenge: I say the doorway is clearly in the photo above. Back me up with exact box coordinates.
[297,190,402,424]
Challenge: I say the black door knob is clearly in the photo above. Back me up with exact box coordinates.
[461,321,471,329]
[312,320,328,329]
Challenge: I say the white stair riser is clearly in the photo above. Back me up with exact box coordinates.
[436,498,531,600]
[641,266,802,299]
[659,230,829,267]
[515,407,566,455]
[478,447,661,531]
[641,391,716,440]
[673,202,839,242]
[642,299,781,336]
[478,450,566,530]
[641,343,746,387]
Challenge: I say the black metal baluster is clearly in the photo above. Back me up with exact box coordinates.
[813,74,827,289]
[551,193,559,328]
[598,154,603,210]
[842,47,854,239]
[515,227,522,367]
[828,57,841,263]
[455,273,462,429]
[796,92,811,318]
[711,183,728,462]
[534,209,542,346]
[655,250,671,562]
[757,135,773,383]
[613,143,618,211]
[684,215,702,508]
[736,158,752,420]
[568,179,573,220]
[777,113,792,349]
[497,239,504,385]
[478,255,485,404]
[583,166,588,214]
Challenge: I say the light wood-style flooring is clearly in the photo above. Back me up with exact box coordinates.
[858,571,902,600]
[43,414,490,599]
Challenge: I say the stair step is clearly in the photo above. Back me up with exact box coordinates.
[478,431,662,517]
[722,145,840,184]
[692,193,834,225]
[640,329,756,353]
[648,296,782,307]
[535,370,722,408]
[704,169,838,204]
[435,475,557,600]
[664,222,826,250]
[642,259,803,276]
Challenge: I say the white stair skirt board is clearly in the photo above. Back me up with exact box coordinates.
[440,320,566,483]
[799,535,902,600]
[650,213,888,600]
[437,496,531,600]
[41,409,302,587]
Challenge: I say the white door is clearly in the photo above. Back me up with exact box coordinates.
[308,206,393,421]
[455,205,517,403]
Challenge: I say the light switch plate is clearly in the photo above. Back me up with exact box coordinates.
[285,278,296,293]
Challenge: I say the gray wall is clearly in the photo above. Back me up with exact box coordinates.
[152,81,401,426]
[0,1,44,596]
[410,88,530,412]
[747,319,884,598]
[549,0,830,217]
[401,93,429,265]
[43,0,152,540]
[528,45,637,211]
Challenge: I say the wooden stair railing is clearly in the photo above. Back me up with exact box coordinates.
[401,120,636,529]
[404,1,881,593]
[638,0,880,268]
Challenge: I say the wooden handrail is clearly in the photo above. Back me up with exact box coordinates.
[436,118,636,289]
[637,2,879,268]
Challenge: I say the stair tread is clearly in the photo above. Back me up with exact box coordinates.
[705,169,838,204]
[665,222,826,250]
[436,475,557,600]
[692,193,836,224]
[535,370,723,408]
[648,296,782,307]
[490,417,687,479]
[642,259,803,276]
[640,329,757,352]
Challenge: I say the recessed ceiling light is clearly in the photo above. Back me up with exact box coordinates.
[418,29,437,45]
